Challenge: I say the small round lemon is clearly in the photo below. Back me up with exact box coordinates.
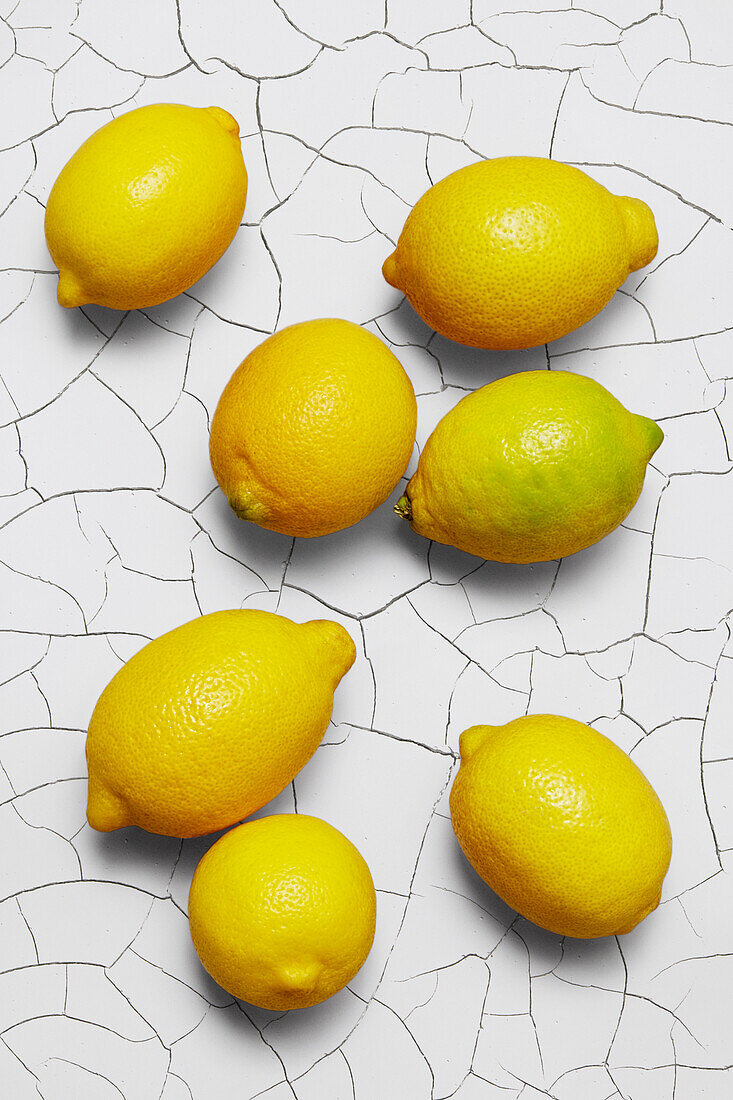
[450,715,672,938]
[209,318,417,538]
[396,370,662,563]
[383,156,658,349]
[45,102,247,310]
[85,610,355,838]
[188,814,377,1010]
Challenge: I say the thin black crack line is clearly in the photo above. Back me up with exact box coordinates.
[283,577,431,622]
[106,954,209,1035]
[256,124,437,217]
[8,308,126,428]
[634,216,713,294]
[10,877,167,911]
[8,777,87,816]
[85,522,193,583]
[86,370,167,486]
[124,946,231,1010]
[14,897,39,965]
[372,996,436,1094]
[338,1049,357,1100]
[268,0,330,50]
[52,67,144,126]
[1,1009,157,1044]
[165,1074,194,1100]
[0,555,88,631]
[174,0,205,74]
[236,1003,300,1100]
[0,274,38,332]
[369,764,454,990]
[188,46,324,86]
[602,937,630,1072]
[565,159,727,228]
[182,294,275,336]
[614,287,657,340]
[552,972,706,1052]
[45,1059,126,1099]
[0,756,16,799]
[346,721,457,758]
[0,1033,39,1085]
[1,99,148,156]
[0,637,49,689]
[67,25,193,81]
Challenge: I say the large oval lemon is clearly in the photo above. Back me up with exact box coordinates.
[85,610,355,838]
[396,370,662,563]
[450,716,672,938]
[209,318,417,538]
[189,814,376,1010]
[383,157,658,349]
[45,103,247,310]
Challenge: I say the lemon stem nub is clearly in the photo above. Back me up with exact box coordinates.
[56,270,87,309]
[382,252,400,288]
[86,777,130,831]
[618,196,659,272]
[636,415,664,460]
[394,494,412,522]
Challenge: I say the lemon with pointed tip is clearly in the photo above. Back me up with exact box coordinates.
[450,715,673,938]
[383,156,658,349]
[86,610,355,838]
[45,102,247,310]
[396,370,663,563]
[188,814,377,1010]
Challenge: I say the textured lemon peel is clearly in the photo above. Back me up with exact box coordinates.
[85,611,356,838]
[56,269,87,309]
[450,714,672,938]
[382,157,659,350]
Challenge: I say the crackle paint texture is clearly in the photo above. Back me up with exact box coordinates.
[0,1,732,1098]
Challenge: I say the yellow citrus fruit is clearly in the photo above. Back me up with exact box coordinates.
[45,103,247,310]
[209,318,417,538]
[383,157,658,349]
[86,610,355,838]
[188,814,377,1010]
[396,370,662,563]
[450,715,672,938]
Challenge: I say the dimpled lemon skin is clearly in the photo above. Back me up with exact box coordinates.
[209,318,417,538]
[397,370,663,564]
[86,610,355,838]
[188,814,377,1010]
[383,157,658,350]
[45,103,247,310]
[450,716,672,938]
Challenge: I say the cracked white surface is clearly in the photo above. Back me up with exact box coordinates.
[0,1,731,1097]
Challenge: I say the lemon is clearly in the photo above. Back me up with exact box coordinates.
[383,157,658,349]
[188,814,377,1010]
[45,103,247,310]
[85,610,355,838]
[209,318,417,538]
[396,370,662,563]
[450,716,672,938]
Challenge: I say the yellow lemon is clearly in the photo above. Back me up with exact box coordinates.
[383,157,658,349]
[45,103,247,310]
[396,370,662,563]
[188,814,377,1010]
[86,610,355,838]
[450,716,672,938]
[209,318,417,538]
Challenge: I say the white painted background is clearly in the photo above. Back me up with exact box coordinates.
[0,2,731,1097]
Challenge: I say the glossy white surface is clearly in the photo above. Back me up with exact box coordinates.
[0,2,731,1097]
